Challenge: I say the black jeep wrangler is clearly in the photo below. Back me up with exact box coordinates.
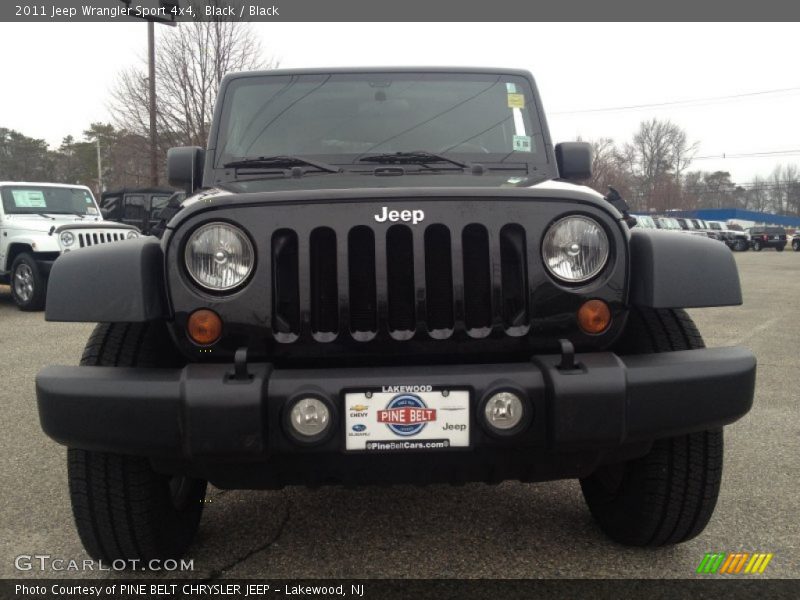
[99,187,178,235]
[36,68,755,561]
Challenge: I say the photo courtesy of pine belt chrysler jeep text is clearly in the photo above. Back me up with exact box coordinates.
[35,68,756,563]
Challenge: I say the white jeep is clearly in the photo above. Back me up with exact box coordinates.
[0,182,140,310]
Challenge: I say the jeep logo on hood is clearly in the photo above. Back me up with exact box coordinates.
[374,207,425,225]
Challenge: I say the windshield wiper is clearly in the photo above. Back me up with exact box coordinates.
[223,155,341,174]
[358,151,471,169]
[36,213,56,220]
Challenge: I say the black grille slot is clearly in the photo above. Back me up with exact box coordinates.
[424,224,453,331]
[310,227,338,335]
[462,224,492,331]
[500,224,528,329]
[386,225,415,333]
[348,226,377,334]
[271,229,300,336]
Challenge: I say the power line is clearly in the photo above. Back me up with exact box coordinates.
[692,150,800,161]
[550,86,800,115]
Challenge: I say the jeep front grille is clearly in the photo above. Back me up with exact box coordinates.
[76,231,127,248]
[270,223,530,343]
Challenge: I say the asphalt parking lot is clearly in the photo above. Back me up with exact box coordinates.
[0,251,797,580]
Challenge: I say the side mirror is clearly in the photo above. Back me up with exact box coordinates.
[555,142,592,180]
[167,146,205,193]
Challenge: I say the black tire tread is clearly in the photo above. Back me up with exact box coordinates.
[580,307,723,547]
[68,322,205,562]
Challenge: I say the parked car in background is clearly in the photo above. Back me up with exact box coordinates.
[658,216,704,236]
[722,223,750,251]
[0,182,139,310]
[654,216,683,231]
[100,187,176,235]
[747,226,787,251]
[632,214,657,229]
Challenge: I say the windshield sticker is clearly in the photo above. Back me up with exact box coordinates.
[86,207,98,215]
[507,93,525,109]
[505,82,517,93]
[512,107,527,137]
[512,135,532,153]
[11,190,47,208]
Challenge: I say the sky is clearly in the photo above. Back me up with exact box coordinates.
[1,21,798,185]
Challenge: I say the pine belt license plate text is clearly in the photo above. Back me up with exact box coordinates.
[344,388,470,452]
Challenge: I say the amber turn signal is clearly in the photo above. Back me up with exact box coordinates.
[577,300,611,334]
[187,309,222,345]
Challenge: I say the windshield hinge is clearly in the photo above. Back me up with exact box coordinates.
[605,186,637,228]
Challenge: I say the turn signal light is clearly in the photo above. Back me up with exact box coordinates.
[577,300,611,334]
[187,309,222,345]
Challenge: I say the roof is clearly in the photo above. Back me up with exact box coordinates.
[226,66,535,78]
[0,181,92,190]
[101,187,175,199]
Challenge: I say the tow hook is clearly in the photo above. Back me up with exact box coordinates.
[230,347,252,381]
[557,339,580,372]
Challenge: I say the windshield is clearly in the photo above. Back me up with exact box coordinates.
[635,215,656,229]
[1,186,99,216]
[215,72,547,172]
[657,218,681,230]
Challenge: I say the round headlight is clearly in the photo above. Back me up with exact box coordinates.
[542,216,609,283]
[126,230,140,239]
[60,231,75,247]
[287,397,332,442]
[185,222,254,291]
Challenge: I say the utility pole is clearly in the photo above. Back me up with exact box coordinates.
[148,19,158,186]
[96,138,104,194]
[120,1,177,187]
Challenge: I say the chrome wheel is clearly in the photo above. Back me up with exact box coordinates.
[13,263,34,303]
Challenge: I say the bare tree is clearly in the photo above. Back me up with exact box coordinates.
[624,118,697,211]
[111,15,277,155]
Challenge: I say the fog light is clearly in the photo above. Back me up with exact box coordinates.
[577,299,611,334]
[484,391,524,432]
[287,397,331,441]
[187,309,222,345]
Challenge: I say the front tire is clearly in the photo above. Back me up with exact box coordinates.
[792,239,800,251]
[580,308,723,546]
[753,240,762,251]
[10,253,46,310]
[734,239,748,252]
[68,322,206,563]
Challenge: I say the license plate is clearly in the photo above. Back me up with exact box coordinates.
[344,388,470,452]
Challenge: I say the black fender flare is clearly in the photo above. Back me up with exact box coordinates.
[45,237,168,322]
[629,229,742,308]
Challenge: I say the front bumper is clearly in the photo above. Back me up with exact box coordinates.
[36,347,756,486]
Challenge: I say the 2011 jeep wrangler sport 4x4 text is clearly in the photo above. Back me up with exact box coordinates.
[36,68,756,561]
